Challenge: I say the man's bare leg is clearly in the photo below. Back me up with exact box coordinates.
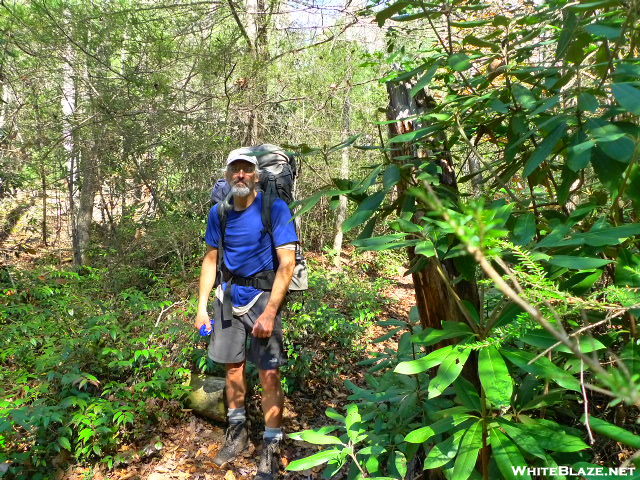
[226,361,247,408]
[259,368,283,428]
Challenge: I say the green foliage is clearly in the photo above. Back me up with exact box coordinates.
[290,0,640,469]
[281,259,390,392]
[0,266,197,477]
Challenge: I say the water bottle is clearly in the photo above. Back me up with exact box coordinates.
[199,319,214,337]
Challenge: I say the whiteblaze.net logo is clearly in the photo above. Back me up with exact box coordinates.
[512,466,636,477]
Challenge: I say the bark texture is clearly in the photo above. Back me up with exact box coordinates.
[386,79,480,330]
[332,88,352,267]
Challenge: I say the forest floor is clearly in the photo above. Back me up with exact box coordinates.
[59,273,415,480]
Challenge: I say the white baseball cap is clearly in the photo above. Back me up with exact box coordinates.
[226,147,258,166]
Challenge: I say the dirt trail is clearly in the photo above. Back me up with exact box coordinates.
[61,275,416,480]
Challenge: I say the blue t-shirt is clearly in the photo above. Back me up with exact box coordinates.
[205,192,298,307]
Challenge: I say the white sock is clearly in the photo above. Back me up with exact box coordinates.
[263,426,283,441]
[228,407,246,425]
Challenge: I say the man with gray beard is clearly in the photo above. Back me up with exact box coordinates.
[195,148,297,480]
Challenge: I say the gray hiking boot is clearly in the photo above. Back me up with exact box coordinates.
[213,422,249,467]
[254,438,281,480]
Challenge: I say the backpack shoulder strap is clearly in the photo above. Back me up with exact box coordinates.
[217,202,228,247]
[261,180,277,236]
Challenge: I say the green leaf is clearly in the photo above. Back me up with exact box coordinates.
[428,347,472,399]
[345,404,363,443]
[587,119,626,143]
[519,331,605,353]
[567,131,594,171]
[512,212,536,245]
[415,240,436,257]
[587,120,634,163]
[530,96,560,116]
[325,408,345,422]
[547,255,613,270]
[352,233,406,250]
[393,450,407,478]
[621,340,640,376]
[382,164,401,189]
[616,251,640,287]
[556,11,577,59]
[578,92,599,112]
[454,377,482,412]
[500,348,581,392]
[612,83,640,115]
[58,436,72,451]
[296,189,347,218]
[537,223,640,247]
[78,428,93,442]
[479,346,513,408]
[411,321,473,347]
[388,125,440,143]
[512,84,537,110]
[497,420,546,460]
[523,122,567,177]
[375,0,409,26]
[405,415,471,443]
[585,23,622,39]
[490,429,530,480]
[411,62,440,97]
[424,428,466,469]
[395,345,454,375]
[452,421,483,480]
[520,390,566,411]
[582,415,640,448]
[448,53,471,72]
[569,0,619,10]
[286,448,342,471]
[463,34,499,50]
[299,430,344,445]
[392,217,422,233]
[450,19,492,27]
[342,191,386,233]
[518,418,589,452]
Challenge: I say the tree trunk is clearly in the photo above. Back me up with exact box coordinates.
[74,143,99,265]
[40,161,47,246]
[386,79,480,330]
[61,36,79,261]
[332,87,351,268]
[243,0,269,144]
[74,58,101,266]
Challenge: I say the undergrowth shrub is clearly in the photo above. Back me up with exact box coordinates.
[0,266,198,478]
[280,259,391,393]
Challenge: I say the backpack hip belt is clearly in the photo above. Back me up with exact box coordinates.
[220,264,275,322]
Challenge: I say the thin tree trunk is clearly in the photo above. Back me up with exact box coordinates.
[332,87,351,268]
[244,0,268,144]
[74,58,101,266]
[75,143,99,265]
[40,162,47,245]
[61,9,79,261]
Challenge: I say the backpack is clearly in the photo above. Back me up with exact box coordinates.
[211,144,308,292]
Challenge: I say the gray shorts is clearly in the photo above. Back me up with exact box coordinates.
[207,293,287,370]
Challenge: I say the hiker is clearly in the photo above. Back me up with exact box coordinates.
[195,147,298,480]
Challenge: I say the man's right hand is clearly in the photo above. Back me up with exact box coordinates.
[195,310,212,331]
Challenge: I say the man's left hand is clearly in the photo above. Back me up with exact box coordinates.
[252,311,276,338]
